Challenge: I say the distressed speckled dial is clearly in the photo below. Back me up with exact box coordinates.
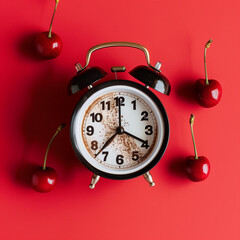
[82,92,158,169]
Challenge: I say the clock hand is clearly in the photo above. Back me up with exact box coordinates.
[118,98,122,128]
[123,130,146,144]
[94,133,117,158]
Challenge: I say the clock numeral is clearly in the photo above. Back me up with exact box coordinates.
[131,100,136,110]
[91,140,98,150]
[102,151,109,161]
[116,155,124,165]
[86,126,94,136]
[114,96,125,106]
[100,100,110,110]
[141,140,149,149]
[145,125,153,135]
[141,111,149,121]
[132,151,139,161]
[90,113,103,122]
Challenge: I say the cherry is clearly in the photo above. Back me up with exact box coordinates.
[34,31,62,59]
[195,79,222,108]
[185,156,210,182]
[32,167,57,193]
[31,123,65,192]
[195,39,222,108]
[185,114,210,181]
[34,0,62,59]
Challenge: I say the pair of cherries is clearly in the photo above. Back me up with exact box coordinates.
[31,0,63,193]
[185,39,222,182]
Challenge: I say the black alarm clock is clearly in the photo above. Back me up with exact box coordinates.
[67,42,170,189]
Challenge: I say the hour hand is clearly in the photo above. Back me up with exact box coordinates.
[123,130,146,144]
[94,133,117,158]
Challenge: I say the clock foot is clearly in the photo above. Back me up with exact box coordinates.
[89,174,100,189]
[143,172,155,187]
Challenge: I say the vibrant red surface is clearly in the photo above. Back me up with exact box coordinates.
[1,0,239,240]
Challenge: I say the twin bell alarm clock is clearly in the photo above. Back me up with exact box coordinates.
[67,42,170,189]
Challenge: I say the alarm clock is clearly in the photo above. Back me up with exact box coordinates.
[68,42,170,189]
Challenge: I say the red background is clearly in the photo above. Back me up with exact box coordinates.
[1,0,239,239]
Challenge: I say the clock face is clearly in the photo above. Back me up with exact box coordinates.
[70,80,169,179]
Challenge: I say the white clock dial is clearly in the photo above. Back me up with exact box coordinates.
[82,92,158,169]
[70,81,169,179]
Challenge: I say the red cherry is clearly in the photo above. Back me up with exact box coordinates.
[34,31,62,59]
[34,0,62,59]
[185,156,210,181]
[195,39,222,108]
[32,167,57,192]
[185,114,210,182]
[32,124,65,192]
[195,79,222,107]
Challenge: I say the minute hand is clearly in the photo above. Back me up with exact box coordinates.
[123,130,146,143]
[118,99,122,128]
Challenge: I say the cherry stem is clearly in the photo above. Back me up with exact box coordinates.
[189,114,198,160]
[48,0,59,38]
[204,39,213,85]
[43,123,66,170]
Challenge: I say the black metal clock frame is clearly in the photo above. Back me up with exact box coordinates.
[70,80,170,180]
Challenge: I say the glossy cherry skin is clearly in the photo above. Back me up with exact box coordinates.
[185,156,210,182]
[34,31,62,59]
[32,167,57,192]
[195,79,222,108]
